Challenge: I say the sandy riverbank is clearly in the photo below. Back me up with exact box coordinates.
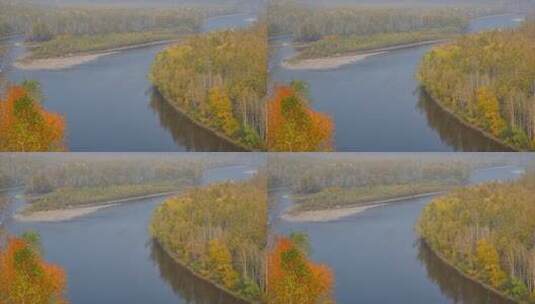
[282,39,447,70]
[13,39,180,71]
[14,52,116,70]
[14,190,179,222]
[282,204,385,222]
[281,52,385,70]
[282,191,444,222]
[14,204,118,222]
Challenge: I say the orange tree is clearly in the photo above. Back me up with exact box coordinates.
[267,236,334,304]
[0,235,68,304]
[0,85,65,151]
[267,85,333,151]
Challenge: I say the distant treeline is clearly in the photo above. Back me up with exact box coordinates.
[418,170,535,302]
[267,0,512,59]
[0,154,215,192]
[150,175,267,301]
[268,0,479,41]
[0,0,234,41]
[151,24,268,149]
[268,155,474,194]
[418,21,535,150]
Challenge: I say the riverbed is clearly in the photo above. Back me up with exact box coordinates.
[3,163,258,304]
[269,14,525,152]
[0,13,256,152]
[271,164,526,303]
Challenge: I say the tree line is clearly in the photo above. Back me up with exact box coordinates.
[267,0,478,41]
[418,171,535,302]
[0,0,234,41]
[268,155,475,194]
[151,24,268,149]
[150,175,267,301]
[418,21,535,150]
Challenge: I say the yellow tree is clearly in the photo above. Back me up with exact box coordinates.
[476,87,506,137]
[208,239,239,289]
[208,87,240,136]
[476,238,507,288]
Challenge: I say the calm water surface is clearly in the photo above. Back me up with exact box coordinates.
[270,14,524,152]
[4,164,257,304]
[3,13,256,152]
[271,165,525,304]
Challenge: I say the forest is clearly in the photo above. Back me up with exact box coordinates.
[0,82,66,152]
[150,24,267,149]
[267,83,333,151]
[418,21,535,151]
[267,0,503,59]
[150,175,267,302]
[418,171,535,303]
[0,0,236,57]
[0,154,211,214]
[268,154,503,212]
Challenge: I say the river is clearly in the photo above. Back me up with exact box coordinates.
[3,163,258,304]
[1,12,257,152]
[271,164,527,304]
[269,13,525,152]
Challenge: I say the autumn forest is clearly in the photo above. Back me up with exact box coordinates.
[1,0,535,303]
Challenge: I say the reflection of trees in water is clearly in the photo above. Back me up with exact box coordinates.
[416,90,512,152]
[149,90,245,152]
[150,240,249,304]
[417,241,514,304]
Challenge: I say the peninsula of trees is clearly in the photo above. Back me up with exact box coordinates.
[150,24,268,149]
[150,176,267,301]
[418,21,535,150]
[418,171,535,303]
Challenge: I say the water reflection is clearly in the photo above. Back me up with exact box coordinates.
[149,91,245,152]
[417,90,512,152]
[417,241,515,304]
[150,240,249,304]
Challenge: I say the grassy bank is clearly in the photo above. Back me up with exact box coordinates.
[27,30,183,59]
[23,181,186,214]
[293,29,458,60]
[292,181,460,213]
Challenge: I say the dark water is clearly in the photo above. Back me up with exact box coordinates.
[272,165,525,304]
[270,14,525,152]
[3,13,256,152]
[4,164,258,304]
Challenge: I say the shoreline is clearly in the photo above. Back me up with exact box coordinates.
[154,239,256,304]
[155,89,255,152]
[282,39,448,70]
[14,39,181,71]
[282,191,444,222]
[422,88,520,152]
[280,191,445,223]
[421,240,519,303]
[14,190,180,222]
